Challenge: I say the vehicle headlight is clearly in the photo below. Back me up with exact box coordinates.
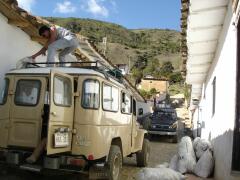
[152,125,156,128]
[170,122,177,129]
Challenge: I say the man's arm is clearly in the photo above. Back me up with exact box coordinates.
[31,47,47,61]
[31,26,57,61]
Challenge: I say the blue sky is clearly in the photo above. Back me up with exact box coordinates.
[18,0,181,30]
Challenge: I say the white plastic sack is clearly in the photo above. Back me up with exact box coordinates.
[178,136,196,159]
[177,136,196,173]
[193,137,212,159]
[193,137,201,150]
[155,162,169,168]
[193,149,214,178]
[177,155,196,174]
[16,57,34,69]
[169,155,178,171]
[136,167,186,180]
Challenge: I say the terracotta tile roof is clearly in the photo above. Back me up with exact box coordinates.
[180,0,189,78]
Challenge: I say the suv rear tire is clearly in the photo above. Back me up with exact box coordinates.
[136,139,150,167]
[107,145,122,180]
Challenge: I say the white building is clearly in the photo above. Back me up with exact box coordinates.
[182,0,240,179]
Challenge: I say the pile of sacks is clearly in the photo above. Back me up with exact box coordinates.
[170,136,214,178]
[192,137,214,178]
[136,136,214,180]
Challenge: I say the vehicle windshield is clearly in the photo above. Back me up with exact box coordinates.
[152,111,177,123]
[0,78,9,105]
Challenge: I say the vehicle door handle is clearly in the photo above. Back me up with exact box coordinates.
[51,112,57,116]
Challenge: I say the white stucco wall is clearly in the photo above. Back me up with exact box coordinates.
[192,3,240,180]
[0,13,47,84]
[0,12,77,90]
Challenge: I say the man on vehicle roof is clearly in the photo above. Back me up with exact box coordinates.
[31,25,79,66]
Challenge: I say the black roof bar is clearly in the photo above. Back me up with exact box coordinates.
[26,61,124,83]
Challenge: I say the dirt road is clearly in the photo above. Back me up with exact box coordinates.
[121,137,178,180]
[0,138,177,180]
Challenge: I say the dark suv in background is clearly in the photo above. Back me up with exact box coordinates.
[144,107,178,142]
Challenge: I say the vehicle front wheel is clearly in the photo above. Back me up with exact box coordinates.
[171,135,178,143]
[136,139,150,167]
[107,145,122,180]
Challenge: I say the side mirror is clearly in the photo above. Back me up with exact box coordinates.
[138,108,143,116]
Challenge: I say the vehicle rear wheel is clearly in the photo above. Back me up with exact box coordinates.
[107,145,122,180]
[136,139,150,167]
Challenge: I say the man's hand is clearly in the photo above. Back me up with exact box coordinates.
[31,55,36,60]
[30,56,36,63]
[31,47,47,60]
[41,49,47,56]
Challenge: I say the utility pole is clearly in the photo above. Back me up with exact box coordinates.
[102,37,107,55]
[128,55,131,74]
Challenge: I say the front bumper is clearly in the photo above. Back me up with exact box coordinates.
[148,131,177,136]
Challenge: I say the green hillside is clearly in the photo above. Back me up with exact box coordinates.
[45,17,181,70]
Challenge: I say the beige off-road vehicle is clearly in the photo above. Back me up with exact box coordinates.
[0,62,149,180]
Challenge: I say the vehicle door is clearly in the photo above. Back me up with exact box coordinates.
[0,77,12,147]
[47,70,74,155]
[131,98,145,152]
[8,76,46,148]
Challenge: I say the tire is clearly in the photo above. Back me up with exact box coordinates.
[136,139,150,167]
[147,133,152,141]
[143,118,151,130]
[169,135,178,143]
[107,145,122,180]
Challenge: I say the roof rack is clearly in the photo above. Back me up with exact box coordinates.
[27,61,98,67]
[26,61,124,83]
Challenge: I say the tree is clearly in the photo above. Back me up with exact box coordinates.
[65,21,82,33]
[149,88,157,97]
[143,58,160,77]
[139,89,151,99]
[139,89,148,98]
[135,53,148,69]
[169,72,183,84]
[131,67,143,86]
[160,61,174,78]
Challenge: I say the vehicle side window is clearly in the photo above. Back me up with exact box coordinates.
[82,79,100,109]
[121,92,131,114]
[15,80,41,106]
[54,76,72,106]
[0,78,9,105]
[103,83,119,112]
